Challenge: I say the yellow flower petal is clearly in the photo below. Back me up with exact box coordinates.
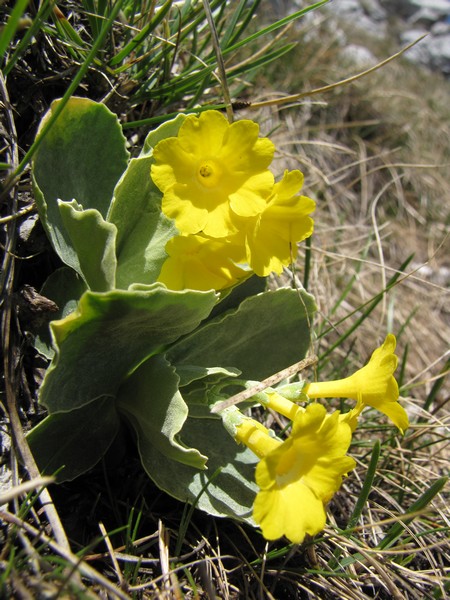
[157,234,248,291]
[253,479,326,543]
[251,403,355,543]
[305,335,409,433]
[243,170,315,276]
[151,111,275,238]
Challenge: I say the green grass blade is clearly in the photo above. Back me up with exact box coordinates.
[377,476,448,550]
[3,0,54,76]
[318,254,414,360]
[109,0,173,67]
[398,342,409,389]
[219,0,248,48]
[221,0,329,57]
[303,235,312,290]
[52,6,87,57]
[226,0,262,47]
[328,239,372,319]
[174,467,222,558]
[0,0,30,61]
[348,440,381,532]
[229,43,297,77]
[328,441,381,570]
[420,358,449,418]
[122,103,226,129]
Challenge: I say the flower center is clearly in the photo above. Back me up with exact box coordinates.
[197,160,221,189]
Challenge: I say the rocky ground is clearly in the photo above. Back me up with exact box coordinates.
[287,0,450,75]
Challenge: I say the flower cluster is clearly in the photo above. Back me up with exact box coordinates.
[218,335,409,544]
[151,110,315,290]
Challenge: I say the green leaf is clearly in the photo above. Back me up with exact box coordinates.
[177,365,242,419]
[35,267,87,359]
[107,114,188,288]
[136,415,258,521]
[176,365,241,388]
[209,274,267,320]
[168,287,316,381]
[107,156,176,288]
[58,200,117,291]
[117,354,207,469]
[40,286,217,413]
[141,113,187,155]
[27,396,120,482]
[32,97,129,266]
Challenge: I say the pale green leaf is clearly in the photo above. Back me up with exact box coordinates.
[141,113,187,155]
[58,200,117,291]
[137,415,258,521]
[168,287,316,381]
[117,354,207,469]
[35,267,87,359]
[32,97,129,266]
[27,396,120,482]
[108,156,176,288]
[40,286,217,413]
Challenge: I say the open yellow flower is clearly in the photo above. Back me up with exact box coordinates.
[151,111,275,238]
[242,170,315,276]
[157,233,248,291]
[304,335,409,433]
[233,403,355,544]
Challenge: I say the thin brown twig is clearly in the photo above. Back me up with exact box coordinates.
[210,355,317,413]
[0,476,54,504]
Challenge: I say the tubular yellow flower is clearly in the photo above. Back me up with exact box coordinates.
[252,403,355,543]
[234,417,281,459]
[242,170,315,276]
[263,390,302,421]
[304,335,409,433]
[157,234,248,291]
[151,111,275,238]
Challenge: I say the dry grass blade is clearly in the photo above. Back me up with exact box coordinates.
[0,476,54,504]
[0,510,131,599]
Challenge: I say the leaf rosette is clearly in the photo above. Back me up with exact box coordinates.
[29,98,316,520]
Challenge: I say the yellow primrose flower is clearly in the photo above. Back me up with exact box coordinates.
[157,233,248,291]
[234,403,355,544]
[151,110,275,238]
[242,170,315,276]
[304,335,409,433]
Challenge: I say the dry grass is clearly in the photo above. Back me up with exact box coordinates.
[252,33,450,390]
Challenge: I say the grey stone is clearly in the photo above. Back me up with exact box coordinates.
[275,0,450,76]
[341,44,377,66]
[409,7,447,26]
[427,32,450,72]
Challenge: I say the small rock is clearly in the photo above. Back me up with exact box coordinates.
[341,44,377,66]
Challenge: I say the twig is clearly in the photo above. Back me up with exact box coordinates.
[210,356,317,413]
